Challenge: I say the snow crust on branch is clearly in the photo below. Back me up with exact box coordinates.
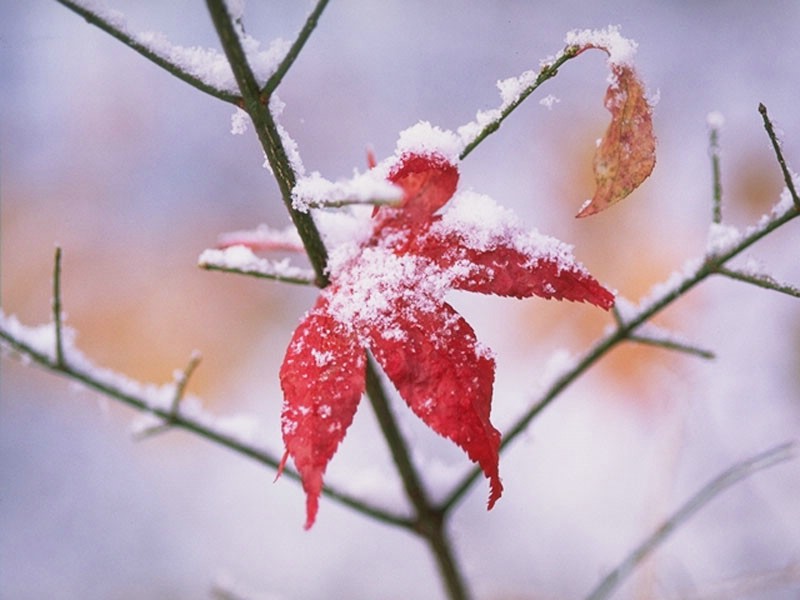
[292,170,403,213]
[69,0,290,93]
[0,308,271,452]
[198,246,316,282]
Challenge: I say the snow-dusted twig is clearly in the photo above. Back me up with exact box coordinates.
[585,441,798,600]
[0,274,410,529]
[458,47,579,161]
[440,106,799,514]
[198,247,317,285]
[55,0,241,103]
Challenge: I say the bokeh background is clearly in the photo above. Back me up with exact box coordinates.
[2,1,799,598]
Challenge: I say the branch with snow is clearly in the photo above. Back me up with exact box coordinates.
[198,246,316,285]
[0,256,410,529]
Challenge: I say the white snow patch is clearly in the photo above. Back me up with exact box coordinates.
[706,111,726,130]
[292,170,402,213]
[230,107,249,135]
[198,247,315,282]
[706,222,742,256]
[564,25,638,66]
[394,121,464,163]
[497,70,538,109]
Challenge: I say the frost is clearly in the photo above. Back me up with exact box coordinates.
[0,309,175,412]
[565,25,638,66]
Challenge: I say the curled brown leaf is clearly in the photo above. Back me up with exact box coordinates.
[573,45,656,217]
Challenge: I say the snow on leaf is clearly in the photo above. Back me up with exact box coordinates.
[569,27,657,218]
[278,150,614,527]
[367,302,502,508]
[279,296,366,529]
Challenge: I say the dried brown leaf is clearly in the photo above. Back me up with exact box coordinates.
[576,61,656,217]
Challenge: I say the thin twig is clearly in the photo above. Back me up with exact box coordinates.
[205,0,330,287]
[716,266,800,298]
[199,262,316,286]
[262,0,330,96]
[55,0,241,104]
[0,320,412,530]
[134,351,203,439]
[52,246,66,368]
[459,47,579,161]
[628,334,716,360]
[585,441,798,600]
[759,103,799,208]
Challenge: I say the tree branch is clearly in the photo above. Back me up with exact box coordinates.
[0,313,411,531]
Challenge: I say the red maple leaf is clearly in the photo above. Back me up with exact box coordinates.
[280,151,614,528]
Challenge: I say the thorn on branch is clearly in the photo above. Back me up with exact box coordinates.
[759,103,800,209]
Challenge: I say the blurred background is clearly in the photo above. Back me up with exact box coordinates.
[2,1,799,598]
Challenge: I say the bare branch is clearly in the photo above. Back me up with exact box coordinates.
[262,0,331,96]
[52,246,66,368]
[759,103,799,208]
[585,441,798,600]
